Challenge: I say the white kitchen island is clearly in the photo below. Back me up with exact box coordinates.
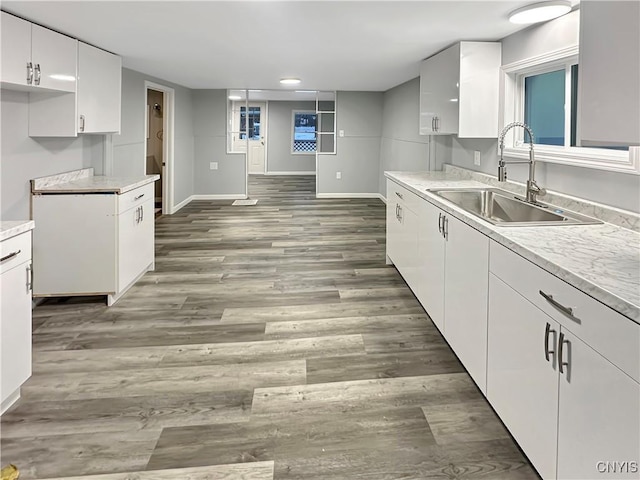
[31,168,159,306]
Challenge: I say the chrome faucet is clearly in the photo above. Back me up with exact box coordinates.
[498,122,545,204]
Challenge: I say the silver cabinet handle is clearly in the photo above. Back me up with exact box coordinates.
[395,191,403,200]
[1,250,21,263]
[431,117,435,132]
[544,322,555,362]
[436,116,440,132]
[395,204,399,220]
[34,63,41,85]
[443,216,448,239]
[135,206,140,224]
[558,332,569,375]
[438,212,443,233]
[27,62,33,84]
[397,204,403,222]
[539,290,575,319]
[79,115,86,132]
[140,205,144,222]
[134,193,145,201]
[26,263,33,292]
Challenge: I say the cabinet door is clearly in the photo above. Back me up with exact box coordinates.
[386,199,402,266]
[1,262,32,407]
[78,42,122,133]
[398,204,419,290]
[487,274,559,480]
[557,330,640,480]
[443,214,489,392]
[118,199,154,291]
[416,200,445,332]
[31,24,77,92]
[419,43,460,135]
[1,12,31,87]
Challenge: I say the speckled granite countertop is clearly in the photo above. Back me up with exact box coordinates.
[385,171,640,324]
[32,168,159,194]
[0,220,34,242]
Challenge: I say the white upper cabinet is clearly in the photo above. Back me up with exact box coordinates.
[1,12,77,92]
[419,41,501,138]
[77,42,122,134]
[577,1,640,147]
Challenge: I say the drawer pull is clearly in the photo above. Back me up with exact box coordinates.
[134,193,145,201]
[438,212,443,233]
[544,322,555,362]
[539,290,576,319]
[1,250,21,263]
[395,191,403,200]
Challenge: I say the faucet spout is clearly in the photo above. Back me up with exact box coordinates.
[497,122,545,204]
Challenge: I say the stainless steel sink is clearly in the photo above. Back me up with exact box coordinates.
[428,188,602,226]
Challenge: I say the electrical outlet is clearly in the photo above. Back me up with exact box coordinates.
[473,151,481,166]
[210,162,218,170]
[336,171,342,179]
[339,130,345,137]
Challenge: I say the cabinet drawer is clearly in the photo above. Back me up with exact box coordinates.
[387,180,421,212]
[490,241,640,382]
[0,231,32,275]
[117,183,154,214]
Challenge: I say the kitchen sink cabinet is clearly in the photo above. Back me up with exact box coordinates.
[488,241,640,480]
[0,229,33,414]
[389,183,489,393]
[419,41,501,137]
[1,11,77,92]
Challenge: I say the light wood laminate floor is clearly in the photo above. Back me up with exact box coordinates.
[1,175,540,479]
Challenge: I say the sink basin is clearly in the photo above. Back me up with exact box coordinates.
[428,188,602,226]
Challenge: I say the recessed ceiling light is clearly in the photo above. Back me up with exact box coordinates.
[295,90,316,93]
[228,95,242,100]
[280,78,301,85]
[509,1,571,24]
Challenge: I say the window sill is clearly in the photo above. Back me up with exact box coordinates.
[503,145,640,175]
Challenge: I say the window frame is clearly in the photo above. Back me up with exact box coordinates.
[291,110,317,155]
[502,46,639,174]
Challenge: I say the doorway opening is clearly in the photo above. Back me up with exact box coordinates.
[147,89,164,215]
[144,81,175,215]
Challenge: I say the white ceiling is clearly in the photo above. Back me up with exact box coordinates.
[3,1,540,92]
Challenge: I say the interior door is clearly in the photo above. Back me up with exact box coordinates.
[246,103,266,174]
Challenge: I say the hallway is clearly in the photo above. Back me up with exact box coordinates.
[1,175,538,479]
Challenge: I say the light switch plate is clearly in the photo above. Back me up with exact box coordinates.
[473,151,481,166]
[336,171,342,179]
[210,162,218,170]
[339,130,345,137]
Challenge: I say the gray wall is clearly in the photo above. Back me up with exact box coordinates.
[267,101,315,173]
[445,10,640,213]
[193,90,246,196]
[115,68,195,207]
[378,78,431,196]
[317,91,383,195]
[0,89,103,220]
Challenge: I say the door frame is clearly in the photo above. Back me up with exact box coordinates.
[144,81,175,215]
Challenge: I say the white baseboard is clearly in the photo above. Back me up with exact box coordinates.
[378,194,387,204]
[171,195,193,214]
[192,194,247,200]
[316,193,385,200]
[265,171,316,175]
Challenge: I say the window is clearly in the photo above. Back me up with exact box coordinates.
[292,111,317,153]
[502,47,636,173]
[240,106,261,140]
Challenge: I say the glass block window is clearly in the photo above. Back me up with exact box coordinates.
[292,111,317,153]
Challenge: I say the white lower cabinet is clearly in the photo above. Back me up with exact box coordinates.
[386,180,420,289]
[488,240,640,480]
[488,273,560,479]
[32,183,155,305]
[0,230,33,413]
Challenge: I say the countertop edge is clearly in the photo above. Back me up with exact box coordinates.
[0,220,35,242]
[384,171,640,325]
[31,175,160,194]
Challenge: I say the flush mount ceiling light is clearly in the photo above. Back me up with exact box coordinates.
[228,95,242,100]
[280,78,301,85]
[508,1,571,24]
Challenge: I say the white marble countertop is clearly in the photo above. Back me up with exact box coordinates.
[385,171,640,324]
[0,220,35,242]
[32,175,160,194]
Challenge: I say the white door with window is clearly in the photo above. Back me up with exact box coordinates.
[246,103,266,174]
